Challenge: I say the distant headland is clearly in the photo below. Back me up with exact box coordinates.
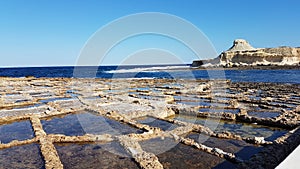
[192,39,300,67]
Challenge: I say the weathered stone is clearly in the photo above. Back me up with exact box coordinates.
[192,39,300,67]
[0,77,299,168]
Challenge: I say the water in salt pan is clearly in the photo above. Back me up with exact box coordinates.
[136,116,178,131]
[0,120,34,144]
[188,133,263,160]
[39,97,73,103]
[171,115,287,141]
[41,112,143,136]
[199,108,240,114]
[248,111,280,118]
[139,137,236,169]
[55,142,139,169]
[0,144,45,169]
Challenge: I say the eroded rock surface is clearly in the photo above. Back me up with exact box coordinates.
[192,39,300,67]
[0,77,299,168]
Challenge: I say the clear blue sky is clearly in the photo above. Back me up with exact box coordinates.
[0,0,299,67]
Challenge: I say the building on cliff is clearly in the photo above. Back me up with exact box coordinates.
[192,39,300,67]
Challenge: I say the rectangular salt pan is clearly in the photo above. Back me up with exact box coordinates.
[0,144,45,169]
[0,120,34,144]
[41,112,143,136]
[55,142,139,169]
[136,116,178,131]
[172,115,287,141]
[139,137,236,169]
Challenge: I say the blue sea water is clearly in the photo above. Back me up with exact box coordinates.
[0,65,299,84]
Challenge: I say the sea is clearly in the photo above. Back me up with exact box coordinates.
[0,64,299,84]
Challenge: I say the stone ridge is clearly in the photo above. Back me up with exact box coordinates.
[227,39,256,52]
[192,39,300,67]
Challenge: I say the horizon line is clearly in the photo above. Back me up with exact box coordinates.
[0,63,192,69]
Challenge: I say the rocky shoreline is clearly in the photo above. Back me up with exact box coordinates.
[192,65,300,70]
[0,77,299,168]
[192,39,300,68]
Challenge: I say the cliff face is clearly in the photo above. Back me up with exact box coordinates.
[193,39,300,67]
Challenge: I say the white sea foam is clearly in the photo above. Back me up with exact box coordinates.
[105,65,190,74]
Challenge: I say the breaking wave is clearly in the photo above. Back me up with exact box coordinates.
[105,65,190,74]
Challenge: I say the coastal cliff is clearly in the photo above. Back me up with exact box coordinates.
[192,39,300,67]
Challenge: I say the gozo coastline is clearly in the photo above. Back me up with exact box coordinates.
[192,39,300,68]
[1,1,300,169]
[0,77,299,168]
